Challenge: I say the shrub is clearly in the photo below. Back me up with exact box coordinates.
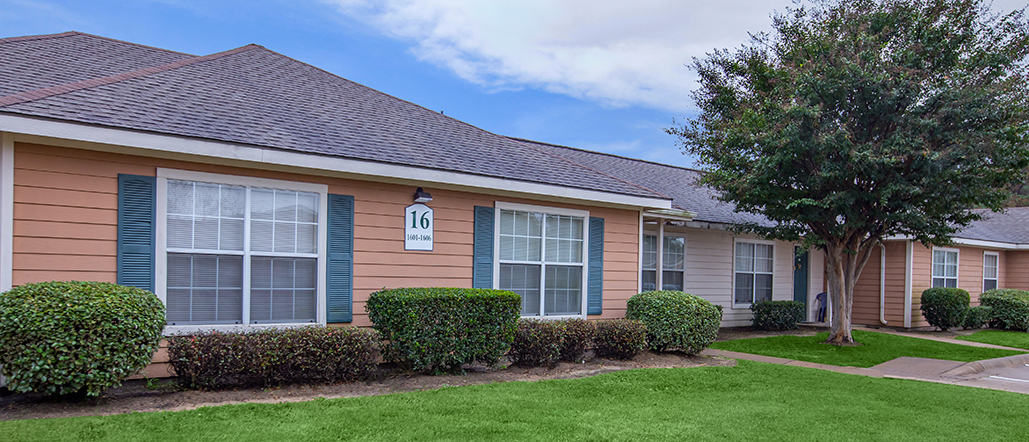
[980,289,1029,331]
[558,318,595,363]
[0,281,165,396]
[963,306,994,330]
[750,300,806,331]
[593,319,647,360]
[365,287,521,373]
[509,319,564,367]
[625,290,722,354]
[920,287,970,331]
[167,326,379,390]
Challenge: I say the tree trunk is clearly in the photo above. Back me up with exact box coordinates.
[824,237,878,345]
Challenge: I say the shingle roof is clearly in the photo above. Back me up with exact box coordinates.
[0,32,665,201]
[956,207,1029,244]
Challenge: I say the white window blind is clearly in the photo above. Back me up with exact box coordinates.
[498,209,585,317]
[735,242,773,305]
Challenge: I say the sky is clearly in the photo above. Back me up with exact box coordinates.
[1,0,1026,168]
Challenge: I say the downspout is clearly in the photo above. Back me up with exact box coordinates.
[904,240,914,328]
[879,242,888,325]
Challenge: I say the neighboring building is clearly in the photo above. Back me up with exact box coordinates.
[851,208,1029,328]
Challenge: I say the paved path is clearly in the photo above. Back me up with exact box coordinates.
[701,329,1029,394]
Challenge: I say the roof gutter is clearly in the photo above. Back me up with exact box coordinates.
[0,114,673,211]
[883,235,1029,250]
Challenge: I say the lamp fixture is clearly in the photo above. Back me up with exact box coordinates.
[413,187,433,203]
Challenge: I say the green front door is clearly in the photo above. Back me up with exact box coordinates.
[793,247,809,316]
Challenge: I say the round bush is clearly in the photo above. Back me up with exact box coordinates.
[593,319,647,360]
[626,291,722,355]
[508,319,564,368]
[920,287,970,331]
[980,289,1029,331]
[0,281,166,396]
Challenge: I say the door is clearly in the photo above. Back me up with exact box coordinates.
[793,246,809,317]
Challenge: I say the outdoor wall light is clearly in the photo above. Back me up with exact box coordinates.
[413,187,433,203]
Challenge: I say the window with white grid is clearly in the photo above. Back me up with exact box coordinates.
[164,178,321,326]
[983,252,999,292]
[497,207,586,317]
[734,241,773,305]
[932,249,959,288]
[642,233,685,292]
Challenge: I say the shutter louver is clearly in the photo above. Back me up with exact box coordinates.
[117,174,156,291]
[587,216,604,315]
[472,206,495,289]
[326,194,354,323]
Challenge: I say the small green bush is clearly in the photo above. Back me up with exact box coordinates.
[593,319,647,360]
[920,288,970,331]
[751,300,806,331]
[167,326,379,390]
[0,281,165,396]
[625,290,722,354]
[980,289,1029,331]
[558,318,595,363]
[509,319,564,368]
[963,305,994,330]
[365,287,521,373]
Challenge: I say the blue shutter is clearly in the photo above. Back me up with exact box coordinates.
[117,174,156,291]
[326,194,355,323]
[473,206,495,289]
[587,217,605,315]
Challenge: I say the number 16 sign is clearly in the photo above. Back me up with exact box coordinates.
[404,203,434,251]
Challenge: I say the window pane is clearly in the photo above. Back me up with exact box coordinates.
[933,250,946,266]
[274,190,297,222]
[167,180,244,252]
[984,254,998,279]
[755,244,774,273]
[544,265,582,316]
[296,193,318,223]
[945,262,957,278]
[642,270,657,292]
[250,257,317,323]
[946,278,957,288]
[500,264,541,316]
[167,180,194,215]
[251,189,275,220]
[736,243,754,272]
[165,253,243,324]
[662,271,684,291]
[984,279,998,291]
[755,274,773,302]
[663,236,685,270]
[735,273,754,304]
[251,220,273,252]
[932,277,946,288]
[642,235,658,270]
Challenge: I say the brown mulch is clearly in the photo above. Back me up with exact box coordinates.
[0,349,742,421]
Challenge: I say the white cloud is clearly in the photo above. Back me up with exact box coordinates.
[324,0,1029,113]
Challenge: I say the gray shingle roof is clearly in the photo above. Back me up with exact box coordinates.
[956,207,1029,244]
[0,33,664,200]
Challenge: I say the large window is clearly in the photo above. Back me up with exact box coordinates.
[983,252,999,292]
[734,241,773,306]
[497,205,587,317]
[159,171,326,328]
[932,248,959,288]
[642,234,685,291]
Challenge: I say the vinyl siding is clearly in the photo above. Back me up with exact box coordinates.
[851,241,909,327]
[1006,251,1029,291]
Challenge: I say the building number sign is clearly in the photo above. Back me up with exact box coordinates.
[404,203,433,251]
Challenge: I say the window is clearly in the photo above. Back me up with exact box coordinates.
[983,252,999,292]
[158,171,326,328]
[735,241,773,305]
[497,205,587,317]
[642,233,685,291]
[932,248,959,288]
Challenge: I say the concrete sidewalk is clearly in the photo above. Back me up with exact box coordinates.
[701,329,1029,394]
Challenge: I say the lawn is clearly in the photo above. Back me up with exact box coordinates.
[2,361,1027,441]
[708,330,1025,367]
[957,330,1029,350]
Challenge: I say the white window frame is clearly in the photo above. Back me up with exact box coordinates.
[931,247,960,289]
[732,238,775,309]
[642,229,687,292]
[983,251,999,292]
[156,168,329,334]
[493,201,589,319]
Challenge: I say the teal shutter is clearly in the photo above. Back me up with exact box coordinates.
[117,174,156,291]
[326,194,355,323]
[473,206,495,289]
[587,217,605,315]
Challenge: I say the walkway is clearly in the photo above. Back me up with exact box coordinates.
[701,328,1029,394]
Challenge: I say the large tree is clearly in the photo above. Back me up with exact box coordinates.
[669,0,1029,344]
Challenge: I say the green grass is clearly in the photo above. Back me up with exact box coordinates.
[708,330,1025,367]
[957,330,1029,350]
[2,361,1027,441]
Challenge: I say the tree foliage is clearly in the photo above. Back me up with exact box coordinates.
[669,0,1029,343]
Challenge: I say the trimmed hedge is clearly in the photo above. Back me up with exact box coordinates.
[751,300,806,331]
[593,319,647,360]
[365,287,521,373]
[559,318,595,363]
[920,288,970,331]
[963,306,993,330]
[0,281,165,396]
[167,326,379,390]
[509,319,564,368]
[980,289,1029,331]
[626,290,722,355]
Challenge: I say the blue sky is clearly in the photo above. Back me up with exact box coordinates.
[2,0,1025,168]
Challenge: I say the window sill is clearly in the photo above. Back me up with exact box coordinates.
[519,314,586,320]
[162,322,325,336]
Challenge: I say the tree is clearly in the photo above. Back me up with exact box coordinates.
[669,0,1029,344]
